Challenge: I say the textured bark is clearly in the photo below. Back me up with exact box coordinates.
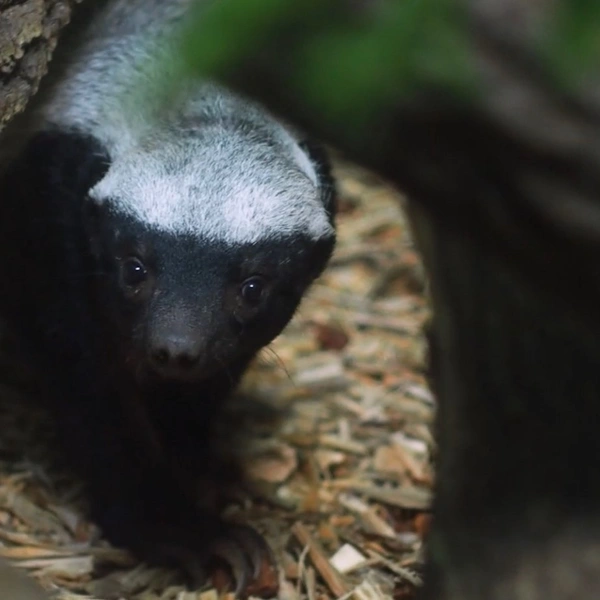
[0,0,80,130]
[195,2,600,599]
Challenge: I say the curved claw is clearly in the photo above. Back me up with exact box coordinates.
[208,523,278,599]
[209,534,253,596]
[226,523,276,580]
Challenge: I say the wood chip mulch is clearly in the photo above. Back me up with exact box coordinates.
[0,158,434,600]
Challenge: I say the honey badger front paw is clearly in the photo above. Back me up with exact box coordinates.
[105,511,278,599]
[206,522,279,599]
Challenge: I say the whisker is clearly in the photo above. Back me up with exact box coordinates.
[261,346,293,382]
[213,353,235,387]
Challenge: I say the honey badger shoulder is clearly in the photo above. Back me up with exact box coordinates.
[0,0,336,595]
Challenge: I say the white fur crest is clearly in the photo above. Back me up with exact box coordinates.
[38,0,334,244]
[90,122,333,243]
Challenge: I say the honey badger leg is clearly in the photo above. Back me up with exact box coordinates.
[138,374,279,596]
[46,358,276,597]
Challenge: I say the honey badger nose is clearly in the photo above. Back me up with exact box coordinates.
[149,334,201,375]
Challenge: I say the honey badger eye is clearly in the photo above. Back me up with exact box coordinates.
[120,257,147,287]
[240,276,266,305]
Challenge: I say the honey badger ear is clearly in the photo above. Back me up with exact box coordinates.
[17,129,111,197]
[0,129,112,265]
[298,138,337,223]
[1,129,111,212]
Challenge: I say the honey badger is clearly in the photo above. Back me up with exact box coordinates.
[0,0,336,595]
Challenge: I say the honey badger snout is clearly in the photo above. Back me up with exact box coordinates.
[147,304,207,379]
[149,333,201,374]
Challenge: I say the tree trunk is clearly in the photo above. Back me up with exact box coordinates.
[0,0,80,130]
[182,2,600,598]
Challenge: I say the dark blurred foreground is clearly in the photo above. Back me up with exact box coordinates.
[178,1,600,599]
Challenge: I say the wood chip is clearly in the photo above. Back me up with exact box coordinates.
[318,435,368,456]
[337,494,396,539]
[243,441,298,484]
[329,544,367,574]
[291,522,350,598]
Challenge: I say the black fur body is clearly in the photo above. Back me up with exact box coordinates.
[0,0,336,595]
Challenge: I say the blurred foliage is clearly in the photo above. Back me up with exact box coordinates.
[543,1,600,88]
[174,0,476,134]
[171,0,600,112]
[145,0,600,150]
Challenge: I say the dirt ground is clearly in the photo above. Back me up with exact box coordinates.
[0,158,434,600]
